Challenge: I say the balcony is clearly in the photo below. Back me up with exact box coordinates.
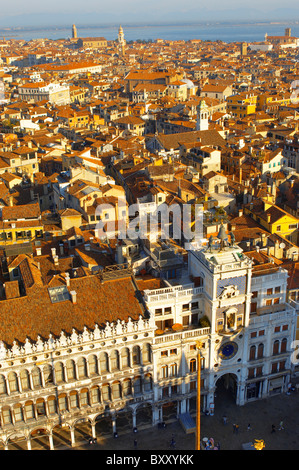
[144,284,203,303]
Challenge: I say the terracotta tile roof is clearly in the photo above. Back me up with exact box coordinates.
[0,270,145,347]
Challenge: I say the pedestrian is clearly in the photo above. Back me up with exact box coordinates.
[271,424,276,433]
[222,415,227,425]
[235,424,239,434]
[134,439,138,449]
[247,423,252,431]
[278,421,284,430]
[170,437,176,448]
[233,423,236,433]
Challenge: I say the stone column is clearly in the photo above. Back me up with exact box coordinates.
[49,432,54,450]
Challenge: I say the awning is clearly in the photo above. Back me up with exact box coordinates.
[269,377,284,390]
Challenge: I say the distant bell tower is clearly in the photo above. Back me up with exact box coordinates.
[196,99,209,131]
[118,25,126,56]
[72,24,77,39]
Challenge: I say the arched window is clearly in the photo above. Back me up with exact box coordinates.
[100,353,109,373]
[69,391,79,409]
[273,340,280,355]
[58,394,68,412]
[144,374,152,392]
[36,398,46,417]
[123,379,132,397]
[24,401,35,420]
[110,350,120,371]
[102,383,110,402]
[161,365,168,378]
[77,357,87,379]
[88,355,98,376]
[169,363,177,377]
[47,396,57,415]
[31,368,42,389]
[281,338,287,353]
[90,386,101,405]
[249,345,256,361]
[121,348,130,368]
[8,372,19,393]
[132,346,141,365]
[13,404,24,423]
[43,365,53,385]
[133,376,142,395]
[66,360,76,381]
[111,381,121,400]
[2,407,12,425]
[142,344,151,364]
[54,362,65,384]
[80,388,89,407]
[190,358,196,372]
[257,343,264,359]
[20,370,30,391]
[0,375,7,395]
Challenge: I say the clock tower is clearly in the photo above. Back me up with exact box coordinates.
[188,229,253,408]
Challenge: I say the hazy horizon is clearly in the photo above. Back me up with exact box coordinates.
[0,1,299,29]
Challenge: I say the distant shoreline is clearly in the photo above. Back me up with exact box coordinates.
[0,20,298,34]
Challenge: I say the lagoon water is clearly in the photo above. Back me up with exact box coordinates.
[1,22,299,43]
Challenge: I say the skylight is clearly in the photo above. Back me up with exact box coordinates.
[48,286,70,303]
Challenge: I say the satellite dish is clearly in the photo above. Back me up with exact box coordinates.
[280,243,286,249]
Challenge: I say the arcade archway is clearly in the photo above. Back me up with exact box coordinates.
[215,373,238,406]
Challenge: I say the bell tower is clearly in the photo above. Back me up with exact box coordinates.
[196,99,209,131]
[118,25,126,57]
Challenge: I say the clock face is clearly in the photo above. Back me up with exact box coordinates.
[218,342,238,360]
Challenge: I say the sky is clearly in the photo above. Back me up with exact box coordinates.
[0,0,299,28]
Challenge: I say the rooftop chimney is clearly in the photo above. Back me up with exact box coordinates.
[70,290,77,304]
[65,272,70,287]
